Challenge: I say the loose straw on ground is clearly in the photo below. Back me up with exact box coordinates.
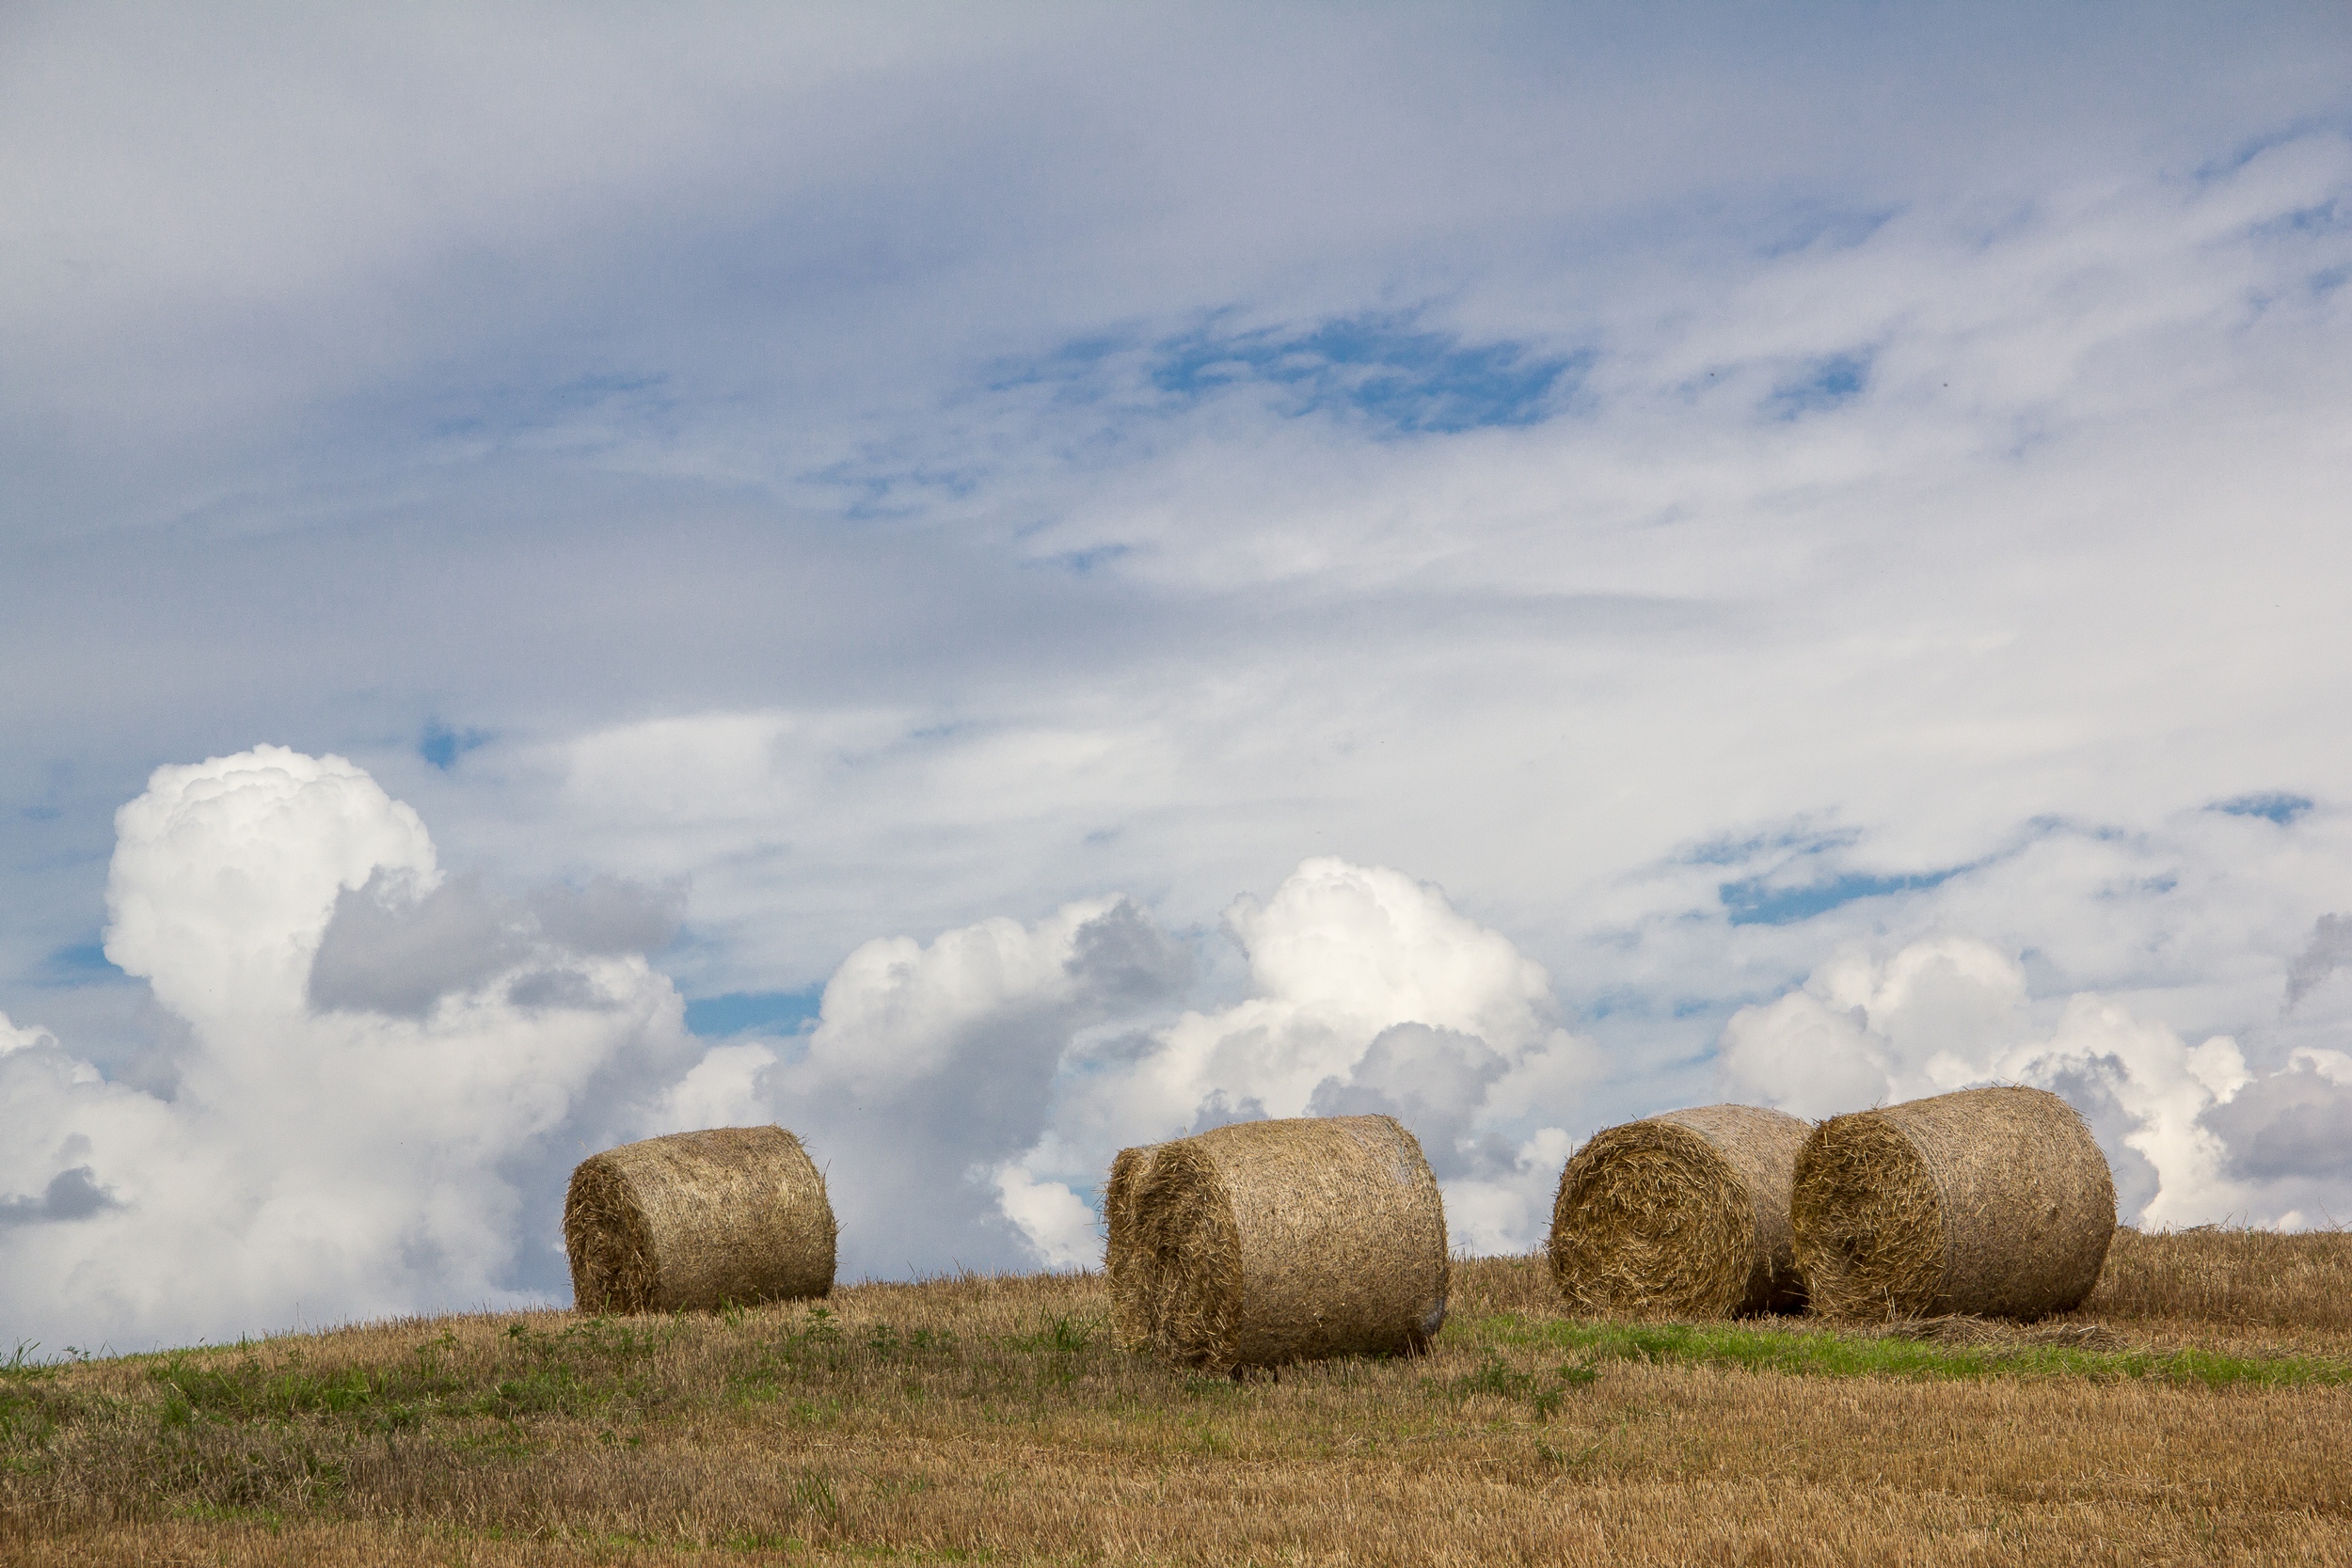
[1106,1114,1449,1372]
[1549,1102,1812,1318]
[564,1125,836,1314]
[1791,1085,2116,1322]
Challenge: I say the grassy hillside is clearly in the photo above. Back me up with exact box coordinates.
[7,1229,2351,1565]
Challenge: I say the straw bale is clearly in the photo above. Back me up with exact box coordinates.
[1548,1102,1811,1318]
[564,1125,835,1314]
[1103,1141,1161,1352]
[1791,1085,2115,1322]
[1108,1114,1449,1371]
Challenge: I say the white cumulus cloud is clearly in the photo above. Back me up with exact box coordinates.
[1,748,696,1354]
[9,753,1613,1349]
[635,891,1195,1279]
[998,858,1605,1263]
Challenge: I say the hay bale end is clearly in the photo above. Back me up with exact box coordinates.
[1549,1102,1812,1318]
[1103,1141,1162,1352]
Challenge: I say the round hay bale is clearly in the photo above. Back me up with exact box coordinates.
[1103,1141,1162,1352]
[1548,1102,1812,1318]
[564,1125,836,1314]
[1113,1113,1449,1372]
[1791,1085,2116,1322]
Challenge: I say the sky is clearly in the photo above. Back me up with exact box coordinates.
[5,3,2352,1354]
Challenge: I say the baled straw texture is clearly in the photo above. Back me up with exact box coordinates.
[564,1125,836,1314]
[1103,1142,1161,1353]
[1548,1102,1811,1318]
[1110,1114,1449,1372]
[1791,1085,2116,1322]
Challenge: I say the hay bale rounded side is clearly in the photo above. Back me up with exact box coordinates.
[1548,1103,1812,1318]
[1120,1114,1449,1371]
[564,1125,836,1314]
[1791,1085,2116,1322]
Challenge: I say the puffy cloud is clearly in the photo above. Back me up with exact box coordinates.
[1,749,696,1354]
[103,746,437,1025]
[993,859,1604,1263]
[1995,998,2249,1230]
[19,735,2352,1359]
[1718,937,2030,1118]
[1094,860,1571,1138]
[1716,992,1888,1123]
[991,1161,1103,1272]
[13,752,1612,1347]
[632,857,1602,1275]
[635,891,1196,1279]
[0,1011,57,1055]
[1717,935,2352,1229]
[1310,1024,1508,1166]
[2208,1049,2352,1183]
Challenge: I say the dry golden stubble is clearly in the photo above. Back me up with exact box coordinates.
[1116,1114,1449,1372]
[563,1125,835,1314]
[1793,1085,2116,1322]
[13,1236,2352,1566]
[2085,1224,2352,1331]
[1549,1103,1812,1318]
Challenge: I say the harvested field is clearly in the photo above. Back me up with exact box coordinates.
[5,1228,2349,1565]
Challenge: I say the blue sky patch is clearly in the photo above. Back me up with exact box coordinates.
[2259,198,2344,239]
[420,720,491,771]
[2209,791,2313,826]
[1149,313,1582,435]
[1765,353,1870,419]
[1720,866,1960,926]
[984,333,1136,400]
[38,941,123,986]
[1679,821,1860,867]
[686,988,823,1037]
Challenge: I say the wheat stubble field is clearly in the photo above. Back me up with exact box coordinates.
[5,1229,2350,1566]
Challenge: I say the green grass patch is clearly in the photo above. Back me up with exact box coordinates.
[1471,1316,2352,1389]
[1432,1348,1597,1417]
[1008,1314,1102,1355]
[140,1316,691,1439]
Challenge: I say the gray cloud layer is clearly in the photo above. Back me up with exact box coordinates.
[0,1166,118,1228]
[2208,1061,2352,1183]
[310,870,682,1018]
[2285,913,2352,1012]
